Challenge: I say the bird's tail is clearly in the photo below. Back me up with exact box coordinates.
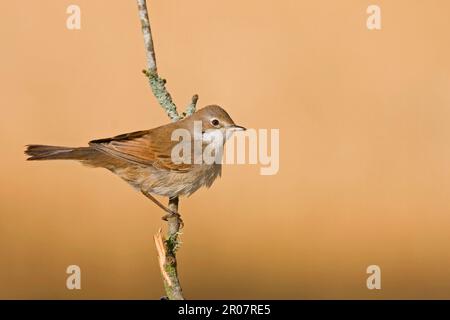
[25,145,96,161]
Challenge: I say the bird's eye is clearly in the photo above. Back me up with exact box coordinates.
[211,119,220,127]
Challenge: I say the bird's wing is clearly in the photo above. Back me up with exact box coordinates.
[89,130,192,172]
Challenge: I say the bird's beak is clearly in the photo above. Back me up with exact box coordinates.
[229,125,246,131]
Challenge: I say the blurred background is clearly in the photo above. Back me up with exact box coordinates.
[1,0,450,299]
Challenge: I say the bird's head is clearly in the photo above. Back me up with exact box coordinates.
[190,105,246,135]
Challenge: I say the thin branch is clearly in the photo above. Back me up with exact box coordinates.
[184,94,199,118]
[137,0,198,121]
[153,198,183,300]
[137,0,157,72]
[136,0,188,300]
[160,197,184,299]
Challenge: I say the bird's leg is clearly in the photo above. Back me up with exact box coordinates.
[141,190,183,227]
[141,189,176,215]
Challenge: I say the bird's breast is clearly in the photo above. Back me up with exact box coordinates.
[140,163,222,198]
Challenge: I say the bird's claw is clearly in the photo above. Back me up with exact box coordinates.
[162,211,184,229]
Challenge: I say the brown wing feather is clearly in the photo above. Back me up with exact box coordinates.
[89,130,193,172]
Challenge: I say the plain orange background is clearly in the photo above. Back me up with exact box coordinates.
[1,0,450,299]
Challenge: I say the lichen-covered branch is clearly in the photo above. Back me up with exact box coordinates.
[157,197,184,300]
[142,70,181,121]
[153,198,183,300]
[136,0,188,300]
[137,0,198,121]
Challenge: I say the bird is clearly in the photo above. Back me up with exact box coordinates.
[25,105,245,221]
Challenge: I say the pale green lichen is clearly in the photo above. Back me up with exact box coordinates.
[143,70,198,121]
[143,70,181,121]
[166,231,182,253]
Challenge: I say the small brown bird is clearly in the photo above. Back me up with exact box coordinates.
[25,105,245,218]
